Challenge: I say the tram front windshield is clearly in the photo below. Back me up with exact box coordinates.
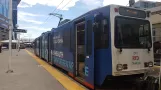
[115,16,152,49]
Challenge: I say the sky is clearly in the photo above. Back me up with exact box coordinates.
[17,0,160,39]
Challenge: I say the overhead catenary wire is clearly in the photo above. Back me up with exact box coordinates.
[49,0,73,22]
[56,0,73,14]
[26,0,72,36]
[38,0,73,29]
[42,0,65,24]
[37,0,65,29]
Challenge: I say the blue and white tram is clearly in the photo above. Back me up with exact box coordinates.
[34,5,154,89]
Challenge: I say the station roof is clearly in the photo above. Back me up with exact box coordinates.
[147,6,161,24]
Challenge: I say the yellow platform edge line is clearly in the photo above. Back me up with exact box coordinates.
[25,50,86,90]
[153,66,160,68]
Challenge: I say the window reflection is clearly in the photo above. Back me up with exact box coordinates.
[115,16,152,48]
[0,0,9,17]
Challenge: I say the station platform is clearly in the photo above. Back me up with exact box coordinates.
[0,49,87,90]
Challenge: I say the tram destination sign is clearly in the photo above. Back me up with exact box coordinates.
[13,29,27,33]
[119,7,146,19]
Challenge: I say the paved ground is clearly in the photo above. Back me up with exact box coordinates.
[0,49,65,90]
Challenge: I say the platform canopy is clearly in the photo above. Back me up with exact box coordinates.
[1,40,23,43]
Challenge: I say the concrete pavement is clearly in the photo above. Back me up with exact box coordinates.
[0,49,65,90]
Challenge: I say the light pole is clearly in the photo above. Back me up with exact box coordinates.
[28,34,32,43]
[15,24,19,52]
[49,13,63,27]
[6,0,13,73]
[18,31,20,52]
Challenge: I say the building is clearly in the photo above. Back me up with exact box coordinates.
[0,0,10,41]
[133,0,161,42]
[147,6,161,67]
[12,0,21,39]
[0,0,21,41]
[134,0,161,9]
[147,6,161,42]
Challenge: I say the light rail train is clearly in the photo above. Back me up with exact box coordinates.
[33,4,155,89]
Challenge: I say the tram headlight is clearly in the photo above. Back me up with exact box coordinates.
[148,61,153,67]
[116,64,123,71]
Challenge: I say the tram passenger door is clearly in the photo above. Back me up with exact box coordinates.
[84,16,95,89]
[75,16,94,89]
[76,21,86,79]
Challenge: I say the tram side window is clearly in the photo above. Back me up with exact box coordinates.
[86,20,92,55]
[50,33,53,50]
[37,40,39,48]
[53,32,57,49]
[70,27,75,52]
[63,28,71,49]
[44,36,47,48]
[95,18,108,49]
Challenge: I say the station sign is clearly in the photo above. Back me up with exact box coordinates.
[13,29,27,33]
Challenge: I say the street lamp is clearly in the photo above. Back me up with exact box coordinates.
[49,13,63,27]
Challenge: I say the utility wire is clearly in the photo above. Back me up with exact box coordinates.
[41,0,65,24]
[51,0,65,13]
[56,0,73,13]
[49,0,73,21]
[37,0,72,31]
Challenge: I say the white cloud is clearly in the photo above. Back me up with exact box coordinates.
[19,0,161,10]
[19,11,44,17]
[81,0,102,6]
[19,0,103,10]
[18,11,44,24]
[18,4,31,8]
[19,25,51,39]
[19,0,79,10]
[103,0,161,6]
[21,26,51,31]
[79,0,103,10]
[18,2,32,8]
[18,18,43,24]
[20,31,40,39]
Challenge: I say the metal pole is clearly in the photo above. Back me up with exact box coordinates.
[16,32,18,55]
[6,0,13,73]
[18,32,20,51]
